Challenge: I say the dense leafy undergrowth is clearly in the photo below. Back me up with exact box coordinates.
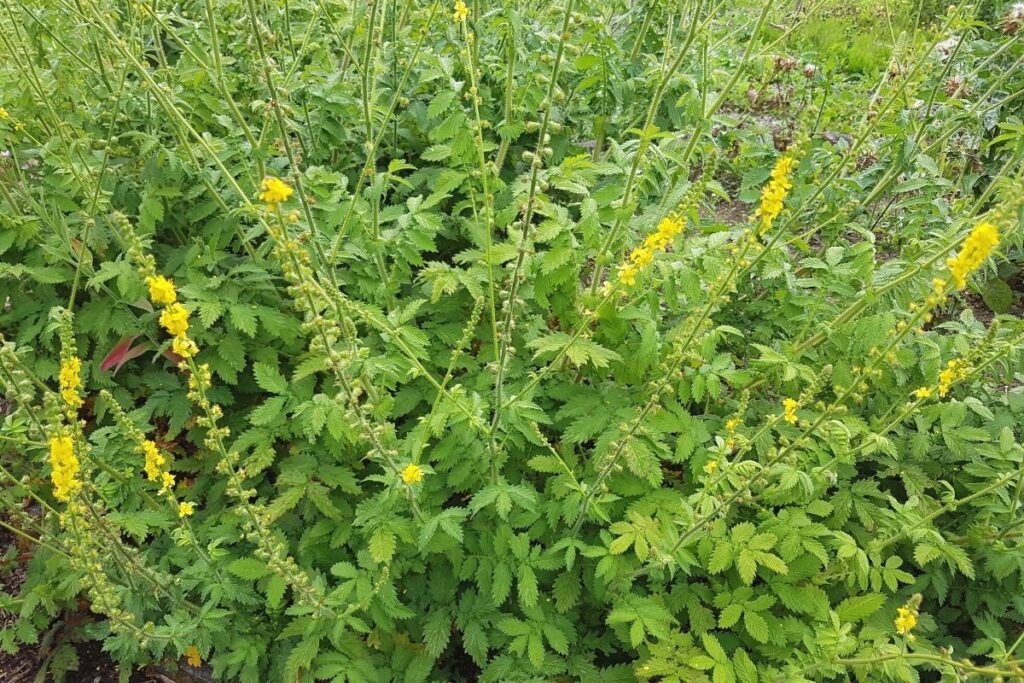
[2,0,1024,680]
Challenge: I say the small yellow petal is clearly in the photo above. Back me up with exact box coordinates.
[259,176,294,206]
[401,464,424,484]
[145,275,177,305]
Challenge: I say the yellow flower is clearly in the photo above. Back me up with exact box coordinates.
[49,435,81,502]
[139,439,177,492]
[259,176,294,206]
[159,303,189,337]
[145,275,177,305]
[178,502,195,518]
[754,156,796,233]
[453,0,469,21]
[913,386,932,399]
[635,245,656,266]
[938,358,968,397]
[656,215,686,239]
[0,106,9,120]
[58,357,83,409]
[782,398,799,424]
[704,460,719,474]
[725,417,741,432]
[895,606,918,636]
[401,463,424,484]
[617,262,640,286]
[171,334,199,359]
[616,215,687,286]
[946,221,999,289]
[185,645,202,667]
[770,156,796,186]
[141,440,166,483]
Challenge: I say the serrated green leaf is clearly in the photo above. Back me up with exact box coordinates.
[253,361,288,393]
[228,557,269,580]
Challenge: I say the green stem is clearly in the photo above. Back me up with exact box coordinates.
[494,3,516,171]
[327,0,442,261]
[589,0,708,294]
[491,0,577,444]
[875,469,1024,552]
[834,652,1024,677]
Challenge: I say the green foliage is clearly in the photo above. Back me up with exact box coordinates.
[1,0,1024,681]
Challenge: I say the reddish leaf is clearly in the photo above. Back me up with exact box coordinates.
[163,349,185,365]
[100,336,147,374]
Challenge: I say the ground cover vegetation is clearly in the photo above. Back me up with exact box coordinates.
[1,0,1024,680]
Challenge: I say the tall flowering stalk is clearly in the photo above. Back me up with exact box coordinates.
[50,310,84,500]
[497,157,723,418]
[754,156,796,233]
[260,205,418,500]
[571,177,715,531]
[112,213,334,616]
[35,311,185,640]
[945,220,1000,289]
[257,175,506,502]
[643,153,799,481]
[113,219,197,515]
[103,393,202,522]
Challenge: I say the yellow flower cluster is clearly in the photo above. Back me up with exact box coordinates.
[172,335,199,359]
[913,386,933,399]
[754,156,796,233]
[617,215,686,286]
[0,106,9,120]
[723,416,741,451]
[58,357,83,410]
[141,440,175,492]
[145,275,177,305]
[453,0,469,21]
[49,435,81,502]
[117,213,199,360]
[159,302,189,337]
[938,358,968,397]
[152,288,198,359]
[782,398,799,424]
[895,606,918,637]
[178,502,195,518]
[259,176,294,206]
[703,459,719,475]
[946,221,999,289]
[401,463,424,484]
